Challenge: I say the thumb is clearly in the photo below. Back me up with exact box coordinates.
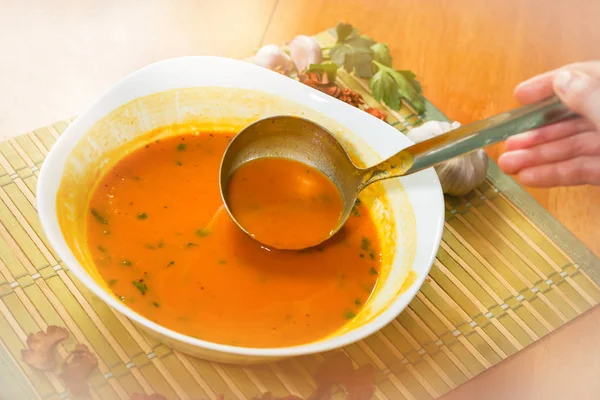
[553,69,600,130]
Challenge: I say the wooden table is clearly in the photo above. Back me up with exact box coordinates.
[1,1,599,398]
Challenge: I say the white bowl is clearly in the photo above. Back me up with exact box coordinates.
[37,56,444,363]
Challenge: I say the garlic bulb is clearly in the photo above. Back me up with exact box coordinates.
[287,35,323,73]
[406,120,489,196]
[252,44,294,75]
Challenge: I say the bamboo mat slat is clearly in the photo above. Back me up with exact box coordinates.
[0,29,598,400]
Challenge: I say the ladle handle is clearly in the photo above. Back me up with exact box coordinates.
[360,95,577,188]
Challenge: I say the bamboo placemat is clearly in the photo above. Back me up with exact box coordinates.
[1,29,599,400]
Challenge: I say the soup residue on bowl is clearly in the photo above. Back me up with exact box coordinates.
[86,130,383,348]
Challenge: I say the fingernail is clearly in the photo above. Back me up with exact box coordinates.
[554,70,589,94]
[554,70,573,93]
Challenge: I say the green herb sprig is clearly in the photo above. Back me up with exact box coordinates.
[323,22,425,113]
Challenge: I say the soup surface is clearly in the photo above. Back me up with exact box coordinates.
[87,131,382,347]
[227,157,344,250]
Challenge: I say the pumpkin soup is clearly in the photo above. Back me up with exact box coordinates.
[226,157,343,250]
[87,131,382,348]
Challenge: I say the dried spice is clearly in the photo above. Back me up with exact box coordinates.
[306,63,338,82]
[364,107,387,121]
[298,71,333,90]
[309,352,374,400]
[21,325,69,371]
[299,71,365,108]
[336,88,365,108]
[59,344,98,397]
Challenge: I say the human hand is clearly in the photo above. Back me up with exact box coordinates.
[498,61,600,187]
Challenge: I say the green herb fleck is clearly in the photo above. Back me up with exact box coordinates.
[108,279,118,287]
[90,208,108,224]
[369,252,375,260]
[195,228,211,237]
[338,273,346,288]
[359,253,364,258]
[144,239,164,250]
[352,199,361,216]
[133,176,141,181]
[369,267,379,275]
[177,143,187,151]
[186,242,197,248]
[132,280,147,295]
[354,298,362,306]
[217,260,227,265]
[122,260,132,266]
[137,213,148,220]
[361,237,371,251]
[176,160,182,166]
[152,301,160,308]
[97,245,107,253]
[167,261,175,267]
[344,310,357,320]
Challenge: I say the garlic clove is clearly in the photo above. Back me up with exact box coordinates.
[406,120,489,196]
[287,35,323,73]
[253,44,294,75]
[436,157,476,196]
[469,149,489,188]
[406,120,453,142]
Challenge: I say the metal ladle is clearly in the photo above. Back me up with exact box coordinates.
[219,96,575,250]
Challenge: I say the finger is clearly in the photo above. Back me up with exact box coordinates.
[504,117,594,151]
[553,69,600,130]
[514,61,600,104]
[516,156,600,187]
[498,130,600,174]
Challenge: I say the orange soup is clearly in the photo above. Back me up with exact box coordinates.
[86,131,382,348]
[227,158,344,250]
